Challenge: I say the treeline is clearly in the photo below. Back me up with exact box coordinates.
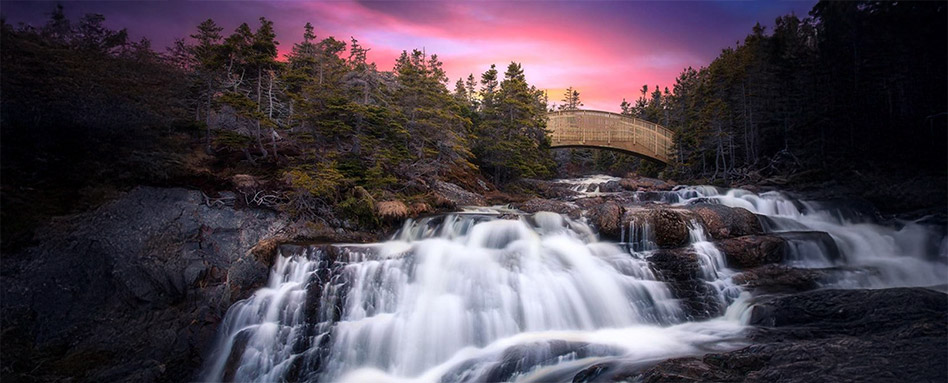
[1,6,554,238]
[623,1,946,183]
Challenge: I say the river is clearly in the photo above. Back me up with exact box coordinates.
[199,176,947,382]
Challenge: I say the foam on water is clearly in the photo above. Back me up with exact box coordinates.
[201,181,946,382]
[201,211,749,382]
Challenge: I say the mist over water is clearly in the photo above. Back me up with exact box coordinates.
[201,178,947,382]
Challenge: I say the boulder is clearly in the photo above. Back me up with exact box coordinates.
[587,200,623,239]
[599,180,623,193]
[685,203,761,239]
[715,235,786,268]
[514,198,581,219]
[623,208,695,249]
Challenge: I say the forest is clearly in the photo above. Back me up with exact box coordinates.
[1,6,556,245]
[626,1,946,183]
[2,1,945,246]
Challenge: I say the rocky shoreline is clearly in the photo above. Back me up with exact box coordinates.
[1,177,946,382]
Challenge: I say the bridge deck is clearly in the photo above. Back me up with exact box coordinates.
[547,109,673,163]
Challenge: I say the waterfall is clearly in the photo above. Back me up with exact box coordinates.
[201,182,946,382]
[201,212,747,382]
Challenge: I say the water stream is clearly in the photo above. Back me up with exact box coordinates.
[200,177,946,382]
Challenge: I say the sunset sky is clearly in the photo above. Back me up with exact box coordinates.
[3,1,815,111]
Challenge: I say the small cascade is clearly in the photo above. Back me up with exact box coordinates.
[555,174,621,197]
[686,220,740,307]
[201,252,323,382]
[625,215,657,252]
[672,186,948,288]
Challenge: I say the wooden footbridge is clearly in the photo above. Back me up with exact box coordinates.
[547,109,673,163]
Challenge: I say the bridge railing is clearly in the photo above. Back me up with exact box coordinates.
[546,109,674,163]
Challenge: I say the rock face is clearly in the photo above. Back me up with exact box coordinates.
[647,249,723,320]
[715,235,786,268]
[637,288,948,383]
[685,203,762,239]
[431,180,487,207]
[0,187,285,382]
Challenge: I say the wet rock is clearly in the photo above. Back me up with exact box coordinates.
[619,177,675,192]
[647,249,723,320]
[774,231,842,264]
[715,235,786,269]
[431,180,487,207]
[600,180,623,193]
[587,200,623,239]
[732,265,827,293]
[639,288,948,383]
[0,187,285,382]
[623,208,694,249]
[685,203,762,239]
[441,341,621,383]
[510,179,580,199]
[513,198,581,219]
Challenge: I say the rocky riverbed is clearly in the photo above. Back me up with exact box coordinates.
[1,176,945,382]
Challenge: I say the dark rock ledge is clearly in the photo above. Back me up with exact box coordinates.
[1,187,289,382]
[635,288,948,383]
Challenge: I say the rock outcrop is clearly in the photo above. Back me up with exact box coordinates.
[619,177,675,192]
[431,180,487,208]
[1,187,285,382]
[637,288,948,383]
[684,203,762,239]
[731,265,828,294]
[623,208,695,248]
[715,235,786,268]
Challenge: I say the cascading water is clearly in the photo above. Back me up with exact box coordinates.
[201,181,947,382]
[556,174,621,197]
[670,186,948,288]
[201,211,748,383]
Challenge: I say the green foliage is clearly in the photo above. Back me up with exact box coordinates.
[336,187,378,229]
[471,62,556,184]
[283,162,344,201]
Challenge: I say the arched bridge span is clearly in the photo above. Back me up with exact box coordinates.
[547,109,673,163]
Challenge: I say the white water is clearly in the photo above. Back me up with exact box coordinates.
[555,174,621,197]
[671,187,948,288]
[201,182,946,382]
[201,211,750,382]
